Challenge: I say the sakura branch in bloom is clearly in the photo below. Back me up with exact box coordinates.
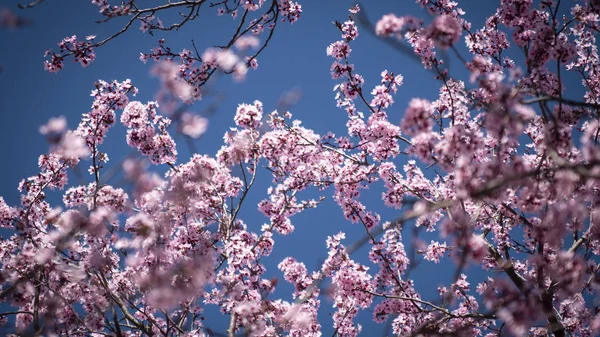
[2,0,600,336]
[38,0,301,101]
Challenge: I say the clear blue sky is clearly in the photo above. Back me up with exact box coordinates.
[0,0,533,334]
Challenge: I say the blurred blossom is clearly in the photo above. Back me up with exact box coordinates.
[39,115,67,136]
[202,48,239,72]
[234,36,260,51]
[122,158,147,179]
[426,14,462,48]
[180,112,208,138]
[151,61,193,102]
[233,62,249,82]
[57,132,90,160]
[277,87,303,110]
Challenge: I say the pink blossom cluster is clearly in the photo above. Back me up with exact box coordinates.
[44,35,96,72]
[278,0,302,24]
[75,79,135,146]
[91,0,132,18]
[121,101,177,165]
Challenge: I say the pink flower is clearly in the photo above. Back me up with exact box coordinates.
[401,98,433,135]
[39,115,67,137]
[426,14,463,48]
[56,132,90,160]
[202,48,239,71]
[151,61,193,102]
[375,14,405,37]
[180,112,208,138]
[278,0,302,23]
[122,101,178,164]
[326,41,351,60]
[423,240,448,263]
[242,0,266,11]
[234,36,260,50]
[234,100,263,129]
[0,197,16,228]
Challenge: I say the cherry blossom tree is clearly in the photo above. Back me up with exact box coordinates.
[1,0,600,336]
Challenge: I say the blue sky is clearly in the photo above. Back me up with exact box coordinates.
[0,0,551,334]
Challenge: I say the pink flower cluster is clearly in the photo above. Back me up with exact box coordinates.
[121,101,177,165]
[234,100,263,129]
[44,35,96,72]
